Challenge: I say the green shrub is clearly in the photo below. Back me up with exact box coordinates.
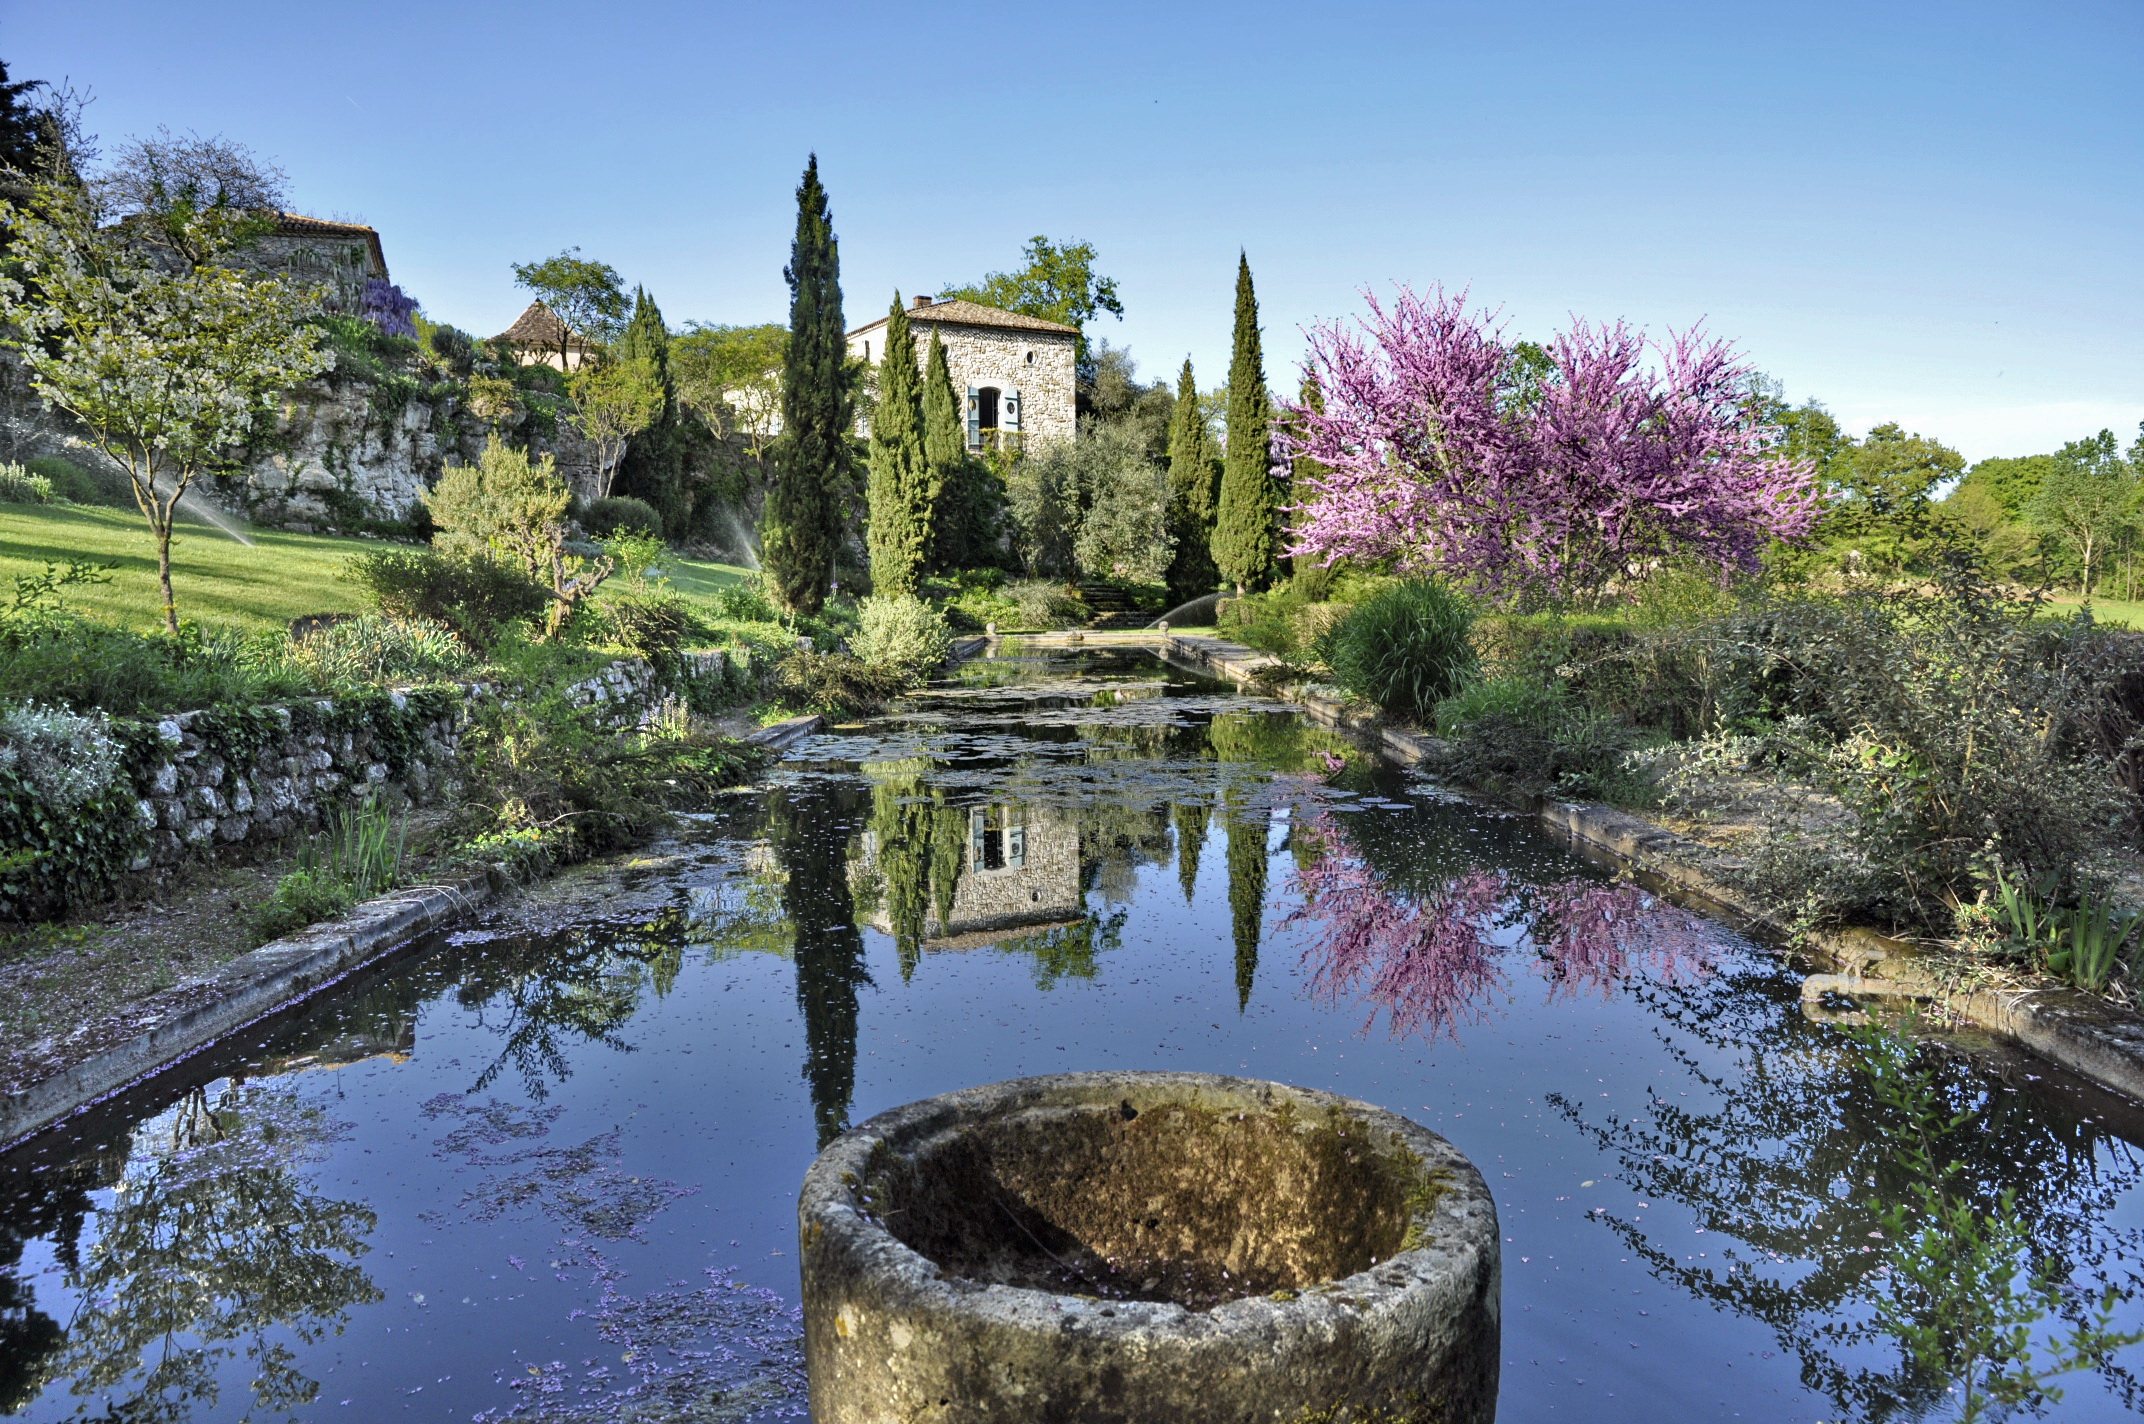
[343,546,549,649]
[1004,579,1083,631]
[1319,580,1477,720]
[0,463,55,504]
[851,594,953,677]
[286,614,472,689]
[0,615,310,716]
[1433,675,1648,804]
[253,799,409,942]
[0,701,144,916]
[26,456,133,506]
[773,650,910,718]
[711,573,781,624]
[583,495,663,539]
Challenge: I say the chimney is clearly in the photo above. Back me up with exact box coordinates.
[913,295,933,309]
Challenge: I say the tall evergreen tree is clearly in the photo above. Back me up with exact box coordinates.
[769,780,873,1148]
[865,295,932,595]
[764,156,851,614]
[612,286,690,535]
[1164,356,1221,602]
[923,329,997,570]
[1213,252,1275,595]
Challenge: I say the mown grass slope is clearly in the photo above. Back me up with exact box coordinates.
[0,504,753,630]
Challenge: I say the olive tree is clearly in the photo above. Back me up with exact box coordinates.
[0,185,330,633]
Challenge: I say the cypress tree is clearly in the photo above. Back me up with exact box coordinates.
[764,155,851,615]
[1173,799,1209,906]
[612,286,688,536]
[923,329,998,571]
[1164,356,1221,603]
[865,295,931,595]
[1213,252,1274,595]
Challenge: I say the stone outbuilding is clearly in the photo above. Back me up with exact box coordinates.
[242,214,389,313]
[494,300,601,371]
[846,296,1077,453]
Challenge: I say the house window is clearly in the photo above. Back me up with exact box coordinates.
[863,341,870,362]
[1025,350,1035,365]
[977,386,1000,430]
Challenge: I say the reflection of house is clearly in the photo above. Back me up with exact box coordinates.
[845,296,1077,453]
[494,300,600,371]
[261,1019,417,1075]
[858,803,1083,948]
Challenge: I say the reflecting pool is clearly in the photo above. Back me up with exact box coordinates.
[3,645,2142,1421]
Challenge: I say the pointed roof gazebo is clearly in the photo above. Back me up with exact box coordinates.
[493,300,601,371]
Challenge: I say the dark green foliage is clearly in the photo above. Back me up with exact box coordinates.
[1213,253,1274,592]
[772,649,911,719]
[611,287,691,536]
[1320,580,1477,720]
[25,456,131,507]
[937,235,1124,378]
[343,547,548,650]
[1165,357,1221,602]
[0,743,147,917]
[1173,799,1208,905]
[763,156,852,615]
[1432,676,1646,805]
[582,495,663,539]
[864,297,932,595]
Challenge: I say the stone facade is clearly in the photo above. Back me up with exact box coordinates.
[846,298,1078,452]
[231,215,388,315]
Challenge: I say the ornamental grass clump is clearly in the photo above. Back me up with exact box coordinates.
[1317,579,1476,721]
[286,614,471,690]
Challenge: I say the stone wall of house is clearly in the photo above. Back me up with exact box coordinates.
[847,322,1078,450]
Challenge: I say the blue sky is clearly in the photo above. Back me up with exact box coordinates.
[10,0,2139,462]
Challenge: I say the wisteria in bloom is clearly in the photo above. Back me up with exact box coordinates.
[1280,285,1820,605]
[356,277,419,338]
[1283,811,1714,1039]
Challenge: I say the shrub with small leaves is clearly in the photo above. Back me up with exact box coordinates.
[0,463,56,504]
[0,702,122,811]
[850,594,953,678]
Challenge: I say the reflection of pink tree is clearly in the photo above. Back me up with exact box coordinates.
[1284,812,1712,1039]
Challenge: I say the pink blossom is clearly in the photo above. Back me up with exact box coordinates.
[1282,286,1819,605]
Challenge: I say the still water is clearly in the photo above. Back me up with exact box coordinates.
[3,645,2143,1422]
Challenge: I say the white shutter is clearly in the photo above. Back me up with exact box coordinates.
[1002,387,1022,432]
[966,385,981,451]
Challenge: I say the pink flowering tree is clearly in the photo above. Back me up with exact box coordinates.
[1283,286,1820,606]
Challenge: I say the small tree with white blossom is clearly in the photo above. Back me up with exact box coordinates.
[0,184,331,633]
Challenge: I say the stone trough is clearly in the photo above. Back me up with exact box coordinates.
[798,1071,1501,1422]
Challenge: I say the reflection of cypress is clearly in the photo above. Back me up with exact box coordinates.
[865,761,968,981]
[769,783,872,1148]
[1172,800,1209,904]
[1224,797,1267,1012]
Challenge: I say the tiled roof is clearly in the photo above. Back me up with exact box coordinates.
[494,300,599,349]
[847,298,1078,340]
[273,213,386,275]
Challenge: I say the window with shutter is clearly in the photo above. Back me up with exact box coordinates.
[1002,388,1022,433]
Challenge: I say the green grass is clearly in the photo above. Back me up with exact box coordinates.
[2047,596,2144,630]
[0,503,755,632]
[0,504,376,630]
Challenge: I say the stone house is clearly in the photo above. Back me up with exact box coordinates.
[855,803,1084,948]
[494,300,601,371]
[846,296,1077,452]
[239,214,388,313]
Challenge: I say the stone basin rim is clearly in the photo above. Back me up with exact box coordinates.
[798,1069,1497,1334]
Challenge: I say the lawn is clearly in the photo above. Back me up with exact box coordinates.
[0,503,754,631]
[2047,595,2144,630]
